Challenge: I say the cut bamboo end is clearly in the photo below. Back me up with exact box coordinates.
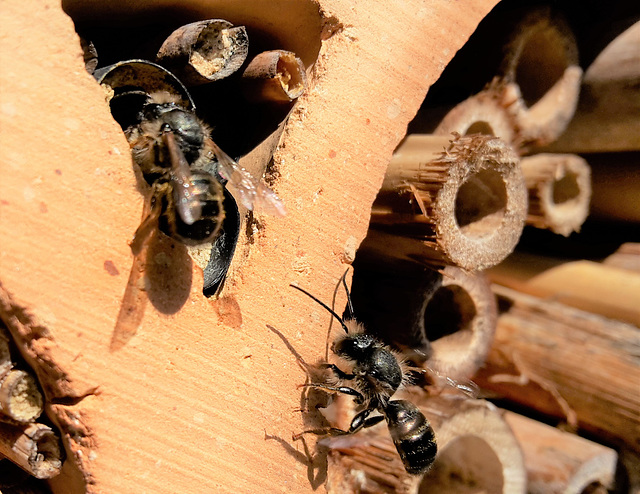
[520,153,591,236]
[374,134,527,271]
[348,264,496,379]
[156,20,249,86]
[421,267,497,380]
[543,22,640,153]
[242,50,307,103]
[324,398,526,494]
[0,370,43,424]
[0,422,62,479]
[498,8,582,148]
[434,91,517,147]
[420,400,526,494]
[504,411,618,494]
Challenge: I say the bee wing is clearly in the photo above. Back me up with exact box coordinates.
[423,366,480,399]
[208,140,286,217]
[162,128,202,225]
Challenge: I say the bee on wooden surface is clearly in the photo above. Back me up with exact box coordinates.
[290,273,437,475]
[110,87,285,350]
[125,91,286,253]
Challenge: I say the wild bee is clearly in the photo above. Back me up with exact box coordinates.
[290,273,437,475]
[125,91,286,253]
[110,88,285,350]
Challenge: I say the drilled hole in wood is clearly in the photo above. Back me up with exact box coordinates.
[423,285,476,343]
[418,435,504,493]
[552,171,580,204]
[66,1,321,154]
[465,121,494,136]
[515,27,568,107]
[455,168,507,236]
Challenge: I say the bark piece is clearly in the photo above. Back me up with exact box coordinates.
[504,411,618,494]
[371,133,526,271]
[520,153,591,236]
[156,20,249,86]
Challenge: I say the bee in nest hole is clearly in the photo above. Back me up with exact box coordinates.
[126,91,286,253]
[111,88,285,349]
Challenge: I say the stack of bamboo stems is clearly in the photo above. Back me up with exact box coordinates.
[0,324,62,484]
[338,7,636,493]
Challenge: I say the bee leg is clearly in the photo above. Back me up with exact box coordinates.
[292,411,385,440]
[298,383,365,404]
[318,363,356,381]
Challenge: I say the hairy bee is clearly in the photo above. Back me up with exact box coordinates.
[125,91,285,253]
[291,274,437,475]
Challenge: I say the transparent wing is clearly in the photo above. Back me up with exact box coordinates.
[208,140,286,217]
[423,366,479,399]
[162,128,201,225]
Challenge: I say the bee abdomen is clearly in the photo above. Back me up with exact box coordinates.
[385,400,437,475]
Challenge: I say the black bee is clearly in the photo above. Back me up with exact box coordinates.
[125,91,285,253]
[290,274,437,475]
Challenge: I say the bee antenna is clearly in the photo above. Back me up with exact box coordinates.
[339,269,355,320]
[290,284,350,334]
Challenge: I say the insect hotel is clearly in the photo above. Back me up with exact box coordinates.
[0,0,638,493]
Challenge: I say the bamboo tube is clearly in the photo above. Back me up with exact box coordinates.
[434,91,517,147]
[543,21,640,153]
[0,370,43,424]
[604,243,640,273]
[0,422,62,479]
[370,133,526,271]
[325,397,526,494]
[156,20,249,86]
[489,257,640,327]
[503,411,618,494]
[350,263,496,380]
[496,8,583,149]
[421,267,497,380]
[474,285,640,452]
[242,50,307,103]
[520,153,591,236]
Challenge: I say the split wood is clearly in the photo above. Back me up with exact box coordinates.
[474,285,640,452]
[504,411,618,494]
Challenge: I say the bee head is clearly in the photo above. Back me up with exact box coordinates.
[332,333,375,360]
[144,102,206,163]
